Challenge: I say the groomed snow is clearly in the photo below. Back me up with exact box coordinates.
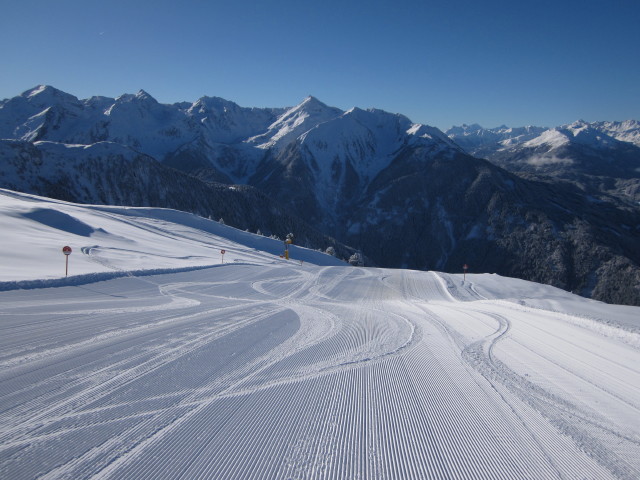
[1,189,639,479]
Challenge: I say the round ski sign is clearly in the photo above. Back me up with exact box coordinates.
[62,246,72,255]
[221,249,226,255]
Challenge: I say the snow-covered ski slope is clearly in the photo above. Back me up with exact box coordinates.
[1,190,639,479]
[0,189,345,284]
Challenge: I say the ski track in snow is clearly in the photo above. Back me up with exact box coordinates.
[0,265,638,479]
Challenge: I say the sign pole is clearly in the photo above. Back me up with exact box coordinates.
[463,264,468,282]
[62,246,72,277]
[221,249,226,263]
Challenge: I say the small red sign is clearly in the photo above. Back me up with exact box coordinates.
[62,246,72,255]
[221,249,226,255]
[463,264,468,270]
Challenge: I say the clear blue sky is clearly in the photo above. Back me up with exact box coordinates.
[1,0,638,130]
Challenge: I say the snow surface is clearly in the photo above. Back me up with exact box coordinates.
[0,189,343,283]
[1,189,639,479]
[522,128,570,149]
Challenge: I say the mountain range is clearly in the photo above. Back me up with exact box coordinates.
[446,121,640,205]
[1,85,639,305]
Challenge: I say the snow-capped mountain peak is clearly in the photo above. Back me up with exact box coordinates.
[17,85,81,111]
[188,96,240,116]
[23,85,77,102]
[517,122,614,150]
[406,123,461,151]
[592,119,640,147]
[135,89,156,102]
[25,85,51,98]
[522,128,570,149]
[295,106,412,186]
[180,96,283,147]
[299,95,330,111]
[113,89,158,105]
[247,96,343,149]
[446,123,485,137]
[283,95,341,122]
